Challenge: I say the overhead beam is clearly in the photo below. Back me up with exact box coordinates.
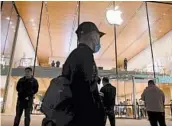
[12,1,20,16]
[147,1,172,5]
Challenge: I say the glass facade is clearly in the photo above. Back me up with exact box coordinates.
[1,1,172,119]
[1,1,19,110]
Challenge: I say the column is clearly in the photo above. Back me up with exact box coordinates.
[4,77,17,114]
[170,86,172,101]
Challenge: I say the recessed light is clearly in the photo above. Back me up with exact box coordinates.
[10,21,13,25]
[30,19,34,22]
[32,23,36,26]
[45,1,47,4]
[159,30,162,32]
[6,17,10,20]
[115,6,119,10]
[33,27,37,30]
[12,26,15,29]
[163,13,166,16]
[13,30,15,32]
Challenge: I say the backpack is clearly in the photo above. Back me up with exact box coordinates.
[40,75,74,126]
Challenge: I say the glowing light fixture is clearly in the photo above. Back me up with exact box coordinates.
[30,19,34,22]
[115,6,119,10]
[32,23,36,26]
[10,21,13,25]
[106,7,123,25]
[6,17,10,20]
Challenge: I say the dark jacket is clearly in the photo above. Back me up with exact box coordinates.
[100,83,116,108]
[16,76,39,101]
[62,43,104,126]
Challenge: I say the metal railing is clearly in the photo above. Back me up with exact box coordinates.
[31,104,172,119]
[137,104,172,120]
[115,105,136,119]
[13,58,33,68]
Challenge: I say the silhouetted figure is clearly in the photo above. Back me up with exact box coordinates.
[13,67,39,126]
[56,61,60,68]
[136,99,139,119]
[141,80,166,126]
[96,76,101,85]
[51,61,55,67]
[139,100,145,118]
[124,58,128,70]
[62,22,105,126]
[100,77,116,126]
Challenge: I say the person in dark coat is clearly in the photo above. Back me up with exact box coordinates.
[170,100,172,119]
[124,58,128,71]
[13,67,39,126]
[56,61,60,68]
[51,61,55,67]
[100,77,116,126]
[62,22,105,126]
[96,76,101,85]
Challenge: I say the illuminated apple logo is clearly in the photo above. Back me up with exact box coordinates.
[106,7,123,25]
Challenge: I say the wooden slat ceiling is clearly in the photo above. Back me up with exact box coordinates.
[15,1,172,66]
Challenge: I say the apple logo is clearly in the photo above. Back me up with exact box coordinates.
[106,7,123,25]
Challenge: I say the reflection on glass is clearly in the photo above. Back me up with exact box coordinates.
[1,2,18,67]
[1,1,18,112]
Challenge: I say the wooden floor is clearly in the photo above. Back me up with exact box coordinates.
[1,114,172,126]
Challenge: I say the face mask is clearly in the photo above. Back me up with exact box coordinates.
[94,43,101,53]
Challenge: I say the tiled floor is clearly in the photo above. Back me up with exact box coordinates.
[1,114,172,126]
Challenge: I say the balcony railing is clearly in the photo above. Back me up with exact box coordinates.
[31,104,172,120]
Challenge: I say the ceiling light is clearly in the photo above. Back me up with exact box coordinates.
[10,21,13,25]
[106,9,123,25]
[32,23,36,26]
[6,17,10,20]
[163,13,166,16]
[30,19,34,22]
[12,26,15,29]
[159,30,162,33]
[45,1,47,4]
[115,6,119,10]
[33,27,37,30]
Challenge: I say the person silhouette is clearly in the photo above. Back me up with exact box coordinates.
[124,58,128,70]
[56,61,60,67]
[51,61,55,67]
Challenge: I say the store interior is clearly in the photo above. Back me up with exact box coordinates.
[1,1,172,118]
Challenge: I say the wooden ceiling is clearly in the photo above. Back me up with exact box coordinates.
[1,2,18,55]
[15,1,172,66]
